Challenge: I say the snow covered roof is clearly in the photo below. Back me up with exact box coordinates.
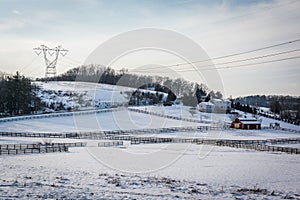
[235,118,261,124]
[199,102,215,106]
[239,118,259,121]
[240,121,261,125]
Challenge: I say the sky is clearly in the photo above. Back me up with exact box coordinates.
[0,0,300,97]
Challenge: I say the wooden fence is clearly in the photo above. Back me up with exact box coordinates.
[0,125,220,140]
[128,108,213,124]
[0,108,123,123]
[275,127,300,134]
[97,135,300,154]
[128,108,300,133]
[98,141,123,147]
[0,142,86,155]
[216,141,300,154]
[0,132,69,138]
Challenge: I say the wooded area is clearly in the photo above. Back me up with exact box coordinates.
[0,72,43,117]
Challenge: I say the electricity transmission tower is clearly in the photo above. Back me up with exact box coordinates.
[33,45,68,78]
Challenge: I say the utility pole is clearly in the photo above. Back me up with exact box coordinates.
[33,45,68,78]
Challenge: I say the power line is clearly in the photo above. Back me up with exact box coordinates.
[135,55,300,73]
[59,59,80,67]
[63,57,82,65]
[175,38,300,65]
[131,38,300,72]
[181,55,300,72]
[212,48,300,66]
[133,48,300,72]
[19,56,39,74]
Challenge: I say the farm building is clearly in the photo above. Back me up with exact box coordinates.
[197,102,215,113]
[197,98,231,113]
[211,99,231,113]
[231,117,261,129]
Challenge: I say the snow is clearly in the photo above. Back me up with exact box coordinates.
[258,106,270,113]
[0,144,299,199]
[0,108,298,141]
[34,81,134,111]
[138,129,300,140]
[261,116,300,130]
[0,110,300,199]
[0,81,299,199]
[0,109,199,133]
[35,81,131,103]
[238,121,261,125]
[131,105,300,130]
[131,105,228,124]
[272,143,300,148]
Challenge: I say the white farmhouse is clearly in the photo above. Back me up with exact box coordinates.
[197,102,215,113]
[211,99,231,112]
[197,99,231,113]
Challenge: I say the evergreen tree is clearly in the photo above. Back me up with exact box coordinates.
[0,71,42,116]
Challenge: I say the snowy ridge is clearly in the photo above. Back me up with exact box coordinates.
[34,81,133,112]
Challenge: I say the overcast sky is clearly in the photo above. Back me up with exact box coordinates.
[0,0,299,97]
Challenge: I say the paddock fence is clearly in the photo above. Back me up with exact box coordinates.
[99,135,300,154]
[128,107,213,124]
[0,108,124,123]
[0,142,86,155]
[98,141,123,147]
[0,125,222,140]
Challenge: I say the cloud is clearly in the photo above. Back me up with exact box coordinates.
[12,10,21,15]
[0,19,25,32]
[0,0,299,96]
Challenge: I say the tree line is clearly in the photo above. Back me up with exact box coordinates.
[232,98,300,125]
[0,72,43,117]
[37,65,223,106]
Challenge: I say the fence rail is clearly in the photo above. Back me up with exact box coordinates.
[0,125,220,139]
[0,108,123,123]
[128,108,213,124]
[97,135,300,154]
[216,141,300,154]
[0,142,86,155]
[98,141,123,147]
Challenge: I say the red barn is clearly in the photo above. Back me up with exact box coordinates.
[231,118,261,129]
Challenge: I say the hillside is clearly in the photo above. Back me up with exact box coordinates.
[34,81,169,112]
[34,81,132,111]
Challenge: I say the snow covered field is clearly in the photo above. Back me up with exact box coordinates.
[1,109,299,142]
[0,144,299,199]
[0,81,299,199]
[0,109,199,133]
[132,105,300,130]
[0,109,300,199]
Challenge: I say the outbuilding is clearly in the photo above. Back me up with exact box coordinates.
[197,102,215,113]
[231,117,261,129]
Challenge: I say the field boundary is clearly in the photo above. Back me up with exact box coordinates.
[99,135,300,154]
[0,108,124,123]
[0,125,221,139]
[0,142,86,155]
[128,107,215,125]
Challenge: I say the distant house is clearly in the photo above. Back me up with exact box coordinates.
[197,102,215,113]
[211,99,231,113]
[231,117,261,129]
[198,98,231,113]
